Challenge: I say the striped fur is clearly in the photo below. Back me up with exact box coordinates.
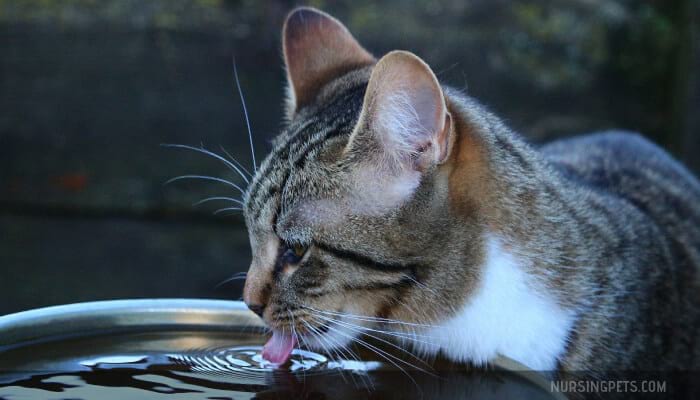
[242,7,700,374]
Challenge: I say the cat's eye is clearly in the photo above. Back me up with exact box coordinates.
[293,243,307,258]
[280,242,308,265]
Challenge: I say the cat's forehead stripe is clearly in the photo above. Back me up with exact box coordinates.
[247,119,335,221]
[244,119,318,222]
[246,83,367,222]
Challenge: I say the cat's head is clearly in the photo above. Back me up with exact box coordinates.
[242,7,488,353]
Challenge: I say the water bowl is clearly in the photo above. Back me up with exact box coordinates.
[0,299,560,399]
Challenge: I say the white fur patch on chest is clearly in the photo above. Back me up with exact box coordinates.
[415,236,575,371]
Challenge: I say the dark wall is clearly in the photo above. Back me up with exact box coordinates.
[1,0,698,315]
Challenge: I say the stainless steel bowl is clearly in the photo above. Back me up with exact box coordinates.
[0,299,265,351]
[0,299,561,399]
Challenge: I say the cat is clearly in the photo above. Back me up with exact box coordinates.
[241,6,700,376]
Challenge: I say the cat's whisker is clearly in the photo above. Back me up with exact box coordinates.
[334,324,434,377]
[165,174,246,195]
[212,207,243,217]
[403,275,440,298]
[298,319,317,349]
[213,207,243,215]
[300,319,356,387]
[302,305,436,328]
[311,310,432,339]
[308,314,428,385]
[217,212,243,217]
[302,305,408,324]
[306,314,402,374]
[330,312,434,330]
[161,143,250,184]
[314,321,424,369]
[286,311,306,384]
[322,315,436,344]
[310,312,435,370]
[304,307,438,386]
[215,272,247,288]
[302,319,335,358]
[232,57,256,172]
[220,145,253,177]
[193,196,244,207]
[304,317,364,368]
[313,321,373,390]
[301,319,353,378]
[391,298,435,330]
[401,327,430,356]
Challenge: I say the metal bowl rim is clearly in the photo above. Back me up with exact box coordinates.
[0,298,562,397]
[0,298,264,350]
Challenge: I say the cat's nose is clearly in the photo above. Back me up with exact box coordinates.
[244,238,278,320]
[247,303,265,318]
[243,266,272,319]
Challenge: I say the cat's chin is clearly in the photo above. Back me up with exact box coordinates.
[298,317,359,353]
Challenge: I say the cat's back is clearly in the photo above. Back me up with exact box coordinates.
[541,130,700,268]
[538,131,700,370]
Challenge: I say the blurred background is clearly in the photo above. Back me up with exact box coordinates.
[1,0,698,316]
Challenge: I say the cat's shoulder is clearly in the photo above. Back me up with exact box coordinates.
[541,130,700,192]
[542,130,669,164]
[540,130,700,244]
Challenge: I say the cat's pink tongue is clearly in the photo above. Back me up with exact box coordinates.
[262,331,297,365]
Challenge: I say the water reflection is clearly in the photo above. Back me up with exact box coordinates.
[0,329,558,399]
[0,345,556,399]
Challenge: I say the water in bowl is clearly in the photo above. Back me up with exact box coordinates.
[0,330,556,399]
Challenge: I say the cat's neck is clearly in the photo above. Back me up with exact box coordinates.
[418,92,608,369]
[445,90,621,310]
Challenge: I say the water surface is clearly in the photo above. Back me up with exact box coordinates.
[0,330,555,399]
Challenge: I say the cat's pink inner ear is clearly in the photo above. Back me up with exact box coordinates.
[359,51,449,168]
[283,7,375,110]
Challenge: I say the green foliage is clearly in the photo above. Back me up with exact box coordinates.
[503,2,611,90]
[0,0,249,32]
[614,4,677,86]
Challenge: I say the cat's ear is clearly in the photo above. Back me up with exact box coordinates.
[283,7,375,114]
[350,50,452,170]
[342,51,453,214]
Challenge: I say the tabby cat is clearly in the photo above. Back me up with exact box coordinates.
[241,7,700,374]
